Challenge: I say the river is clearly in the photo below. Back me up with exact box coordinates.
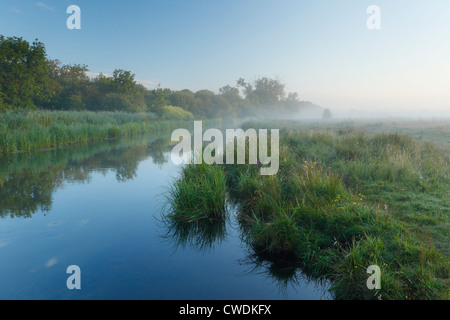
[0,130,331,300]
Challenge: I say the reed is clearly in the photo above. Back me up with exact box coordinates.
[0,110,188,154]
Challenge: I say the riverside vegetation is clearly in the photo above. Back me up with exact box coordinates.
[163,123,449,300]
[1,34,322,155]
[0,110,194,154]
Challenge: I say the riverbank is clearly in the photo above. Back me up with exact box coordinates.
[164,124,449,300]
[0,111,175,154]
[0,111,231,155]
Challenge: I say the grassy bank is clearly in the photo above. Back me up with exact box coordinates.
[0,110,190,154]
[163,125,449,300]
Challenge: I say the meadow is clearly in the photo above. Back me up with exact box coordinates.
[163,119,450,300]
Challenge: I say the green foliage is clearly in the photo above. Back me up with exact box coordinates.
[157,105,194,121]
[0,35,56,109]
[0,34,326,119]
[103,93,135,112]
[65,94,85,111]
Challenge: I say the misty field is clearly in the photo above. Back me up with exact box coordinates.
[164,119,450,300]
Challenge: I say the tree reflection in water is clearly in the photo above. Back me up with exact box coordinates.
[0,135,171,219]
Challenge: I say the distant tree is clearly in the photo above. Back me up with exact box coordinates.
[237,77,285,111]
[145,88,171,111]
[252,77,285,107]
[113,69,137,95]
[284,92,301,112]
[169,91,198,115]
[58,64,89,83]
[219,85,242,104]
[195,90,216,118]
[103,92,134,112]
[211,95,235,119]
[236,78,253,97]
[322,108,332,120]
[47,63,90,110]
[0,34,322,120]
[65,94,85,111]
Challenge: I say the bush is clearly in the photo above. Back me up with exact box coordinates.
[65,94,85,111]
[158,105,194,121]
[103,93,134,112]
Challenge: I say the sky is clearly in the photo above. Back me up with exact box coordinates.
[1,0,450,116]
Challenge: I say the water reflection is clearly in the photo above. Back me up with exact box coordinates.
[0,129,331,299]
[0,135,172,219]
[159,198,332,298]
[238,246,331,299]
[160,214,229,253]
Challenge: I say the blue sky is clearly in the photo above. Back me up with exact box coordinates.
[1,0,450,115]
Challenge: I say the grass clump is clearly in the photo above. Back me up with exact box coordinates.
[163,161,227,223]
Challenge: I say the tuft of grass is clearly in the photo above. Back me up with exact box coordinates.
[163,161,228,223]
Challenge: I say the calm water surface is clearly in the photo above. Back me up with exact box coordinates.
[0,133,332,300]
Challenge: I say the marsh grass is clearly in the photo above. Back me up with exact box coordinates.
[226,126,449,299]
[0,110,188,154]
[162,121,449,299]
[163,161,228,223]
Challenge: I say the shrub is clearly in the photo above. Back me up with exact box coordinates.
[158,105,194,121]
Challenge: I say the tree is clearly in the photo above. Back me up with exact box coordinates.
[169,90,198,115]
[65,94,85,111]
[219,85,242,104]
[252,77,285,107]
[113,69,136,95]
[322,108,332,120]
[145,88,171,111]
[0,35,57,109]
[195,90,216,118]
[47,63,90,110]
[237,77,285,110]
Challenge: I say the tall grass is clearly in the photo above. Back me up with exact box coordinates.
[163,161,228,223]
[227,127,449,299]
[164,124,449,299]
[0,110,188,154]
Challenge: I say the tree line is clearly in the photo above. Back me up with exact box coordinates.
[0,35,324,119]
